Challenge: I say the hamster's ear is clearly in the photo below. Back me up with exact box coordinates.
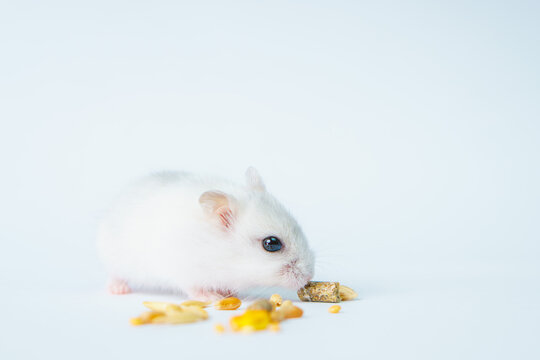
[245,166,266,192]
[199,190,235,229]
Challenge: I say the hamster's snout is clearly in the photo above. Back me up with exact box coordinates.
[280,258,314,289]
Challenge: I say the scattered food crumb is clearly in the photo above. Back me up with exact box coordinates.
[328,305,341,314]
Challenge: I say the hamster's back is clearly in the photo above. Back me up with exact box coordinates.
[97,171,240,290]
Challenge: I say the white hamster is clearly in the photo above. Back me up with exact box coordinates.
[97,167,315,300]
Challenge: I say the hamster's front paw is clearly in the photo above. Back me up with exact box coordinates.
[108,278,131,295]
[187,287,237,301]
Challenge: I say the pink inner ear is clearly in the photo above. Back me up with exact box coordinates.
[216,206,234,229]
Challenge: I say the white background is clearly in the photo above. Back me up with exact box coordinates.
[1,1,539,359]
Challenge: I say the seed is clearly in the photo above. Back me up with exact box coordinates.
[215,297,242,310]
[282,300,293,307]
[269,294,282,307]
[181,305,209,319]
[328,305,341,313]
[150,311,202,324]
[269,322,280,332]
[181,300,212,308]
[283,305,303,319]
[273,301,303,320]
[214,323,226,334]
[134,301,209,326]
[247,299,273,312]
[339,285,358,301]
[130,318,144,326]
[270,309,286,322]
[130,311,162,326]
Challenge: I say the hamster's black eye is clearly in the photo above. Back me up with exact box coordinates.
[262,236,282,252]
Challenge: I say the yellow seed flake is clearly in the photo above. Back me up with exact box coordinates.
[328,305,341,313]
[181,300,212,308]
[130,311,163,326]
[181,305,209,319]
[269,322,280,332]
[150,311,202,324]
[230,310,271,332]
[133,301,209,326]
[215,297,242,310]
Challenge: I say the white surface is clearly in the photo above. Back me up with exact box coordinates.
[5,280,538,360]
[1,1,539,359]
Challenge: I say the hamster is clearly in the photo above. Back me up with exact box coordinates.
[97,167,315,300]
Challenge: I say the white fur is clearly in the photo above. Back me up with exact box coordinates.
[97,167,315,299]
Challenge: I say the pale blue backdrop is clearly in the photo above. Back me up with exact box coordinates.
[1,1,538,359]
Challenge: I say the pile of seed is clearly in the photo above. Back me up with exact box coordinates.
[129,282,358,333]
